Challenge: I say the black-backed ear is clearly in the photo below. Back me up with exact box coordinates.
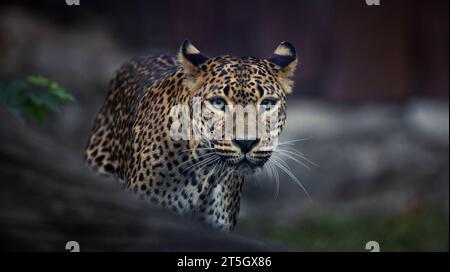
[178,40,208,76]
[267,41,298,94]
[267,41,297,71]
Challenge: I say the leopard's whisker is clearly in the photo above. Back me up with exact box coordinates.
[269,159,280,200]
[179,156,216,175]
[275,147,319,167]
[274,149,311,170]
[275,137,313,146]
[205,160,221,183]
[176,147,215,155]
[271,155,312,202]
[175,152,215,169]
[184,155,219,175]
[264,159,280,200]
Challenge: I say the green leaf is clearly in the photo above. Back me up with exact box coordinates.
[0,75,76,123]
[49,83,76,103]
[26,75,50,87]
[29,104,49,123]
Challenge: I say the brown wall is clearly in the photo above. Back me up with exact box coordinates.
[1,0,449,101]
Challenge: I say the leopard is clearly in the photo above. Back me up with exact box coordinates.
[84,40,298,231]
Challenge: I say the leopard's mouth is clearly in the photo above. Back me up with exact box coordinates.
[237,158,256,173]
[231,155,269,175]
[212,147,271,174]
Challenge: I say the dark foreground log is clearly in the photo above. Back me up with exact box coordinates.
[0,119,274,251]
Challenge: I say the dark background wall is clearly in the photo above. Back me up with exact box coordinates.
[2,0,448,101]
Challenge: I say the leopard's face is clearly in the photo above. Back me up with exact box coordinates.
[178,41,298,175]
[195,58,287,174]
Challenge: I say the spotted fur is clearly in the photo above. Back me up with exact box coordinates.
[84,40,297,231]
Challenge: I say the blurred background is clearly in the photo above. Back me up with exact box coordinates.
[0,0,448,251]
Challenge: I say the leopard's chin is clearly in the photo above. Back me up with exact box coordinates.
[233,159,256,175]
[228,157,267,175]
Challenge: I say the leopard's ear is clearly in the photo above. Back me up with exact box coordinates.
[267,41,298,94]
[178,40,208,76]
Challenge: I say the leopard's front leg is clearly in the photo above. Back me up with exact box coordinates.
[196,174,244,231]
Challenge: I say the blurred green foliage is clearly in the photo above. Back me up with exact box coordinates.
[239,211,449,252]
[0,75,75,123]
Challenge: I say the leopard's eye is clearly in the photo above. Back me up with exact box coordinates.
[260,98,278,110]
[208,97,227,111]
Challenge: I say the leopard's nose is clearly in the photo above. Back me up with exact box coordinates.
[232,139,260,153]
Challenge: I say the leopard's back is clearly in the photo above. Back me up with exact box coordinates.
[84,54,179,179]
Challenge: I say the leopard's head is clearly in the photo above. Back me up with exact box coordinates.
[177,40,297,175]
